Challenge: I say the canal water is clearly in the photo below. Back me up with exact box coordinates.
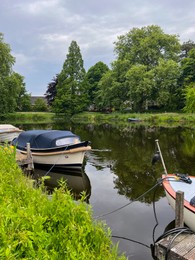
[22,123,195,260]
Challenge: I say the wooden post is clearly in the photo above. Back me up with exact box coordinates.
[26,142,34,173]
[175,190,184,228]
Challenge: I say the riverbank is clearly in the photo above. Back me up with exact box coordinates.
[1,111,195,127]
[72,112,195,127]
[1,112,55,124]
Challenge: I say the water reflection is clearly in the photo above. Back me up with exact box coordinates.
[19,122,195,259]
[31,167,91,202]
[83,124,195,204]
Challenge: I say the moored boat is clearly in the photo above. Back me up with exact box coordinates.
[12,130,91,169]
[153,139,195,232]
[162,173,195,232]
[128,118,142,122]
[0,124,23,143]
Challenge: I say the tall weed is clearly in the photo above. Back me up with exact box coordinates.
[0,146,126,259]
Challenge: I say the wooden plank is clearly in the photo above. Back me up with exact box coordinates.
[155,234,195,260]
[171,234,195,257]
[184,246,195,259]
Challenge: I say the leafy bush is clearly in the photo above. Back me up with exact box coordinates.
[0,146,126,259]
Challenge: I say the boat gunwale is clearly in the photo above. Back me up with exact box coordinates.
[17,146,91,156]
[162,174,195,214]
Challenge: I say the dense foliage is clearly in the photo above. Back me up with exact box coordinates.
[0,33,31,116]
[0,146,126,259]
[2,24,194,116]
[97,25,182,112]
[45,75,58,106]
[46,25,195,114]
[85,61,110,109]
[33,98,48,112]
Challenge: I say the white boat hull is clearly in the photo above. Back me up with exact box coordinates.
[162,174,195,232]
[0,131,21,143]
[17,146,91,169]
[0,125,22,143]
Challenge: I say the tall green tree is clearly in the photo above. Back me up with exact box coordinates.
[0,33,15,77]
[0,33,29,114]
[96,70,116,111]
[85,62,109,109]
[180,48,195,85]
[153,59,181,110]
[53,41,87,116]
[114,25,180,68]
[126,65,155,111]
[97,25,182,112]
[183,84,195,113]
[97,60,132,111]
[0,33,15,114]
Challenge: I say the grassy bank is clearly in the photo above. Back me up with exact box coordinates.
[1,111,195,127]
[72,112,195,127]
[1,112,55,124]
[0,146,126,259]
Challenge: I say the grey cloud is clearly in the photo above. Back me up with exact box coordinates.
[0,0,195,95]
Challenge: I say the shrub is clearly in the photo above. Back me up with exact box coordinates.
[0,146,126,259]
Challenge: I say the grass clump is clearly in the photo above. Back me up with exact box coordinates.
[3,112,55,124]
[0,146,126,259]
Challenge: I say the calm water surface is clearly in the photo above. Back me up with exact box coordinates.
[23,123,195,260]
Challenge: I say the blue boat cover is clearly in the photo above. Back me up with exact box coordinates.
[12,130,80,149]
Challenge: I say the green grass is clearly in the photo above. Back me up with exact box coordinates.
[0,145,126,259]
[2,111,195,127]
[71,112,195,127]
[1,112,55,124]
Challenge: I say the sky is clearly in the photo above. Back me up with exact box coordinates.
[1,0,195,96]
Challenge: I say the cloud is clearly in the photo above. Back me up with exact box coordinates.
[1,0,195,95]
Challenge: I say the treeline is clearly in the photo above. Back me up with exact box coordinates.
[45,25,195,115]
[1,25,195,118]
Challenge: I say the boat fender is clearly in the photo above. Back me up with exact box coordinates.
[190,196,195,207]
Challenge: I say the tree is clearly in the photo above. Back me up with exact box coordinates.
[153,59,181,110]
[183,84,195,113]
[114,25,180,68]
[126,65,155,111]
[18,92,32,111]
[96,70,116,111]
[45,75,58,106]
[53,41,87,116]
[85,62,109,109]
[0,33,15,78]
[180,48,195,85]
[33,98,48,112]
[96,25,182,112]
[0,33,30,114]
[180,40,195,59]
[0,33,15,114]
